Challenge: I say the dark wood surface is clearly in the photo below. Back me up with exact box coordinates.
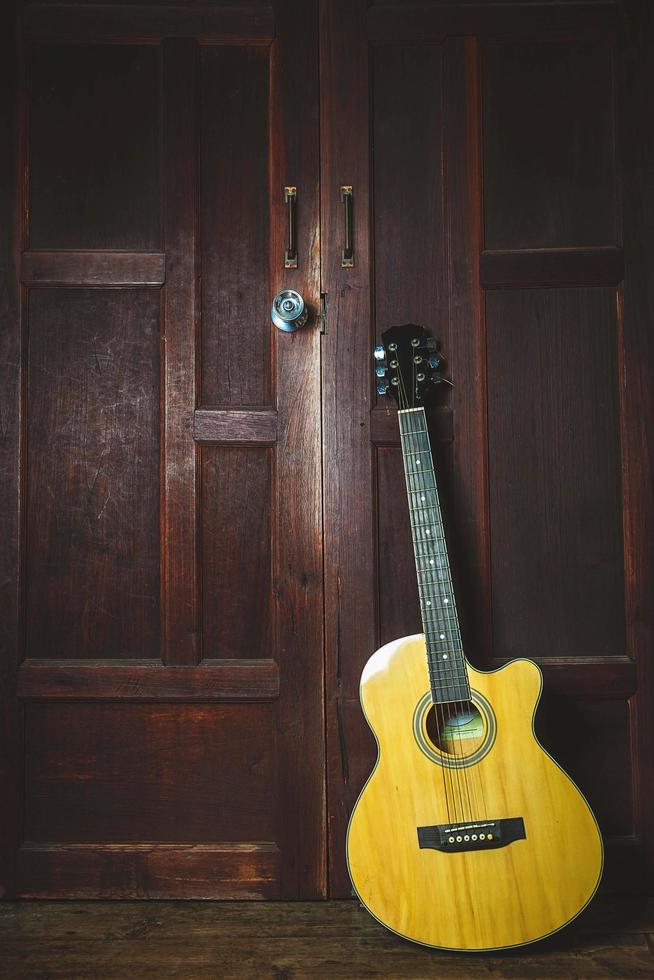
[16,659,280,701]
[21,250,166,286]
[486,287,625,662]
[320,0,653,898]
[23,3,275,41]
[2,0,653,905]
[161,38,199,668]
[199,44,271,408]
[4,0,326,902]
[25,288,162,661]
[28,43,161,250]
[482,39,616,249]
[618,0,654,882]
[0,0,20,900]
[320,0,377,900]
[0,898,653,978]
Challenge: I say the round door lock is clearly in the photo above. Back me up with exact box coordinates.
[271,289,308,332]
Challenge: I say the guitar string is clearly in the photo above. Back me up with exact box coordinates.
[401,404,473,827]
[424,457,484,825]
[425,442,479,826]
[402,402,480,825]
[408,416,471,824]
[407,413,464,827]
[397,379,457,826]
[396,373,456,826]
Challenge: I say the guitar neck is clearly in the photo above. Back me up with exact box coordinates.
[398,408,470,705]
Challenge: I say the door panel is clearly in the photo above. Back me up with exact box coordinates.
[29,43,161,251]
[321,0,653,896]
[486,287,625,662]
[2,0,323,900]
[482,40,616,250]
[25,288,161,661]
[199,44,271,407]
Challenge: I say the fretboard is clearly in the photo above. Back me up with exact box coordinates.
[398,408,471,705]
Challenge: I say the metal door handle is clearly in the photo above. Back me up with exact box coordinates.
[340,185,353,268]
[271,289,308,332]
[284,186,297,269]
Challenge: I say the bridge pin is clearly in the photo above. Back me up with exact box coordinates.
[463,835,470,841]
[479,834,485,840]
[471,835,477,841]
[456,836,463,842]
[487,833,494,841]
[448,836,455,843]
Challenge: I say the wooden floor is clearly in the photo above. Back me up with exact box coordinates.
[1,897,653,979]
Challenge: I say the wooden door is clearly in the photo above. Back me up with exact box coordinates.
[0,0,324,899]
[321,0,654,897]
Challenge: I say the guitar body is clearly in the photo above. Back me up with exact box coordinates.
[347,635,603,951]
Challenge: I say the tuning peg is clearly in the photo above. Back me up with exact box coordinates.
[373,344,386,363]
[377,379,389,395]
[375,365,387,377]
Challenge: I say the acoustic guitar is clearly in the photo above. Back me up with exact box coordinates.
[346,324,603,951]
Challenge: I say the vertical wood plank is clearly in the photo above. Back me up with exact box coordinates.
[0,0,20,899]
[320,0,375,898]
[162,39,199,666]
[271,0,325,899]
[444,39,492,666]
[619,0,654,881]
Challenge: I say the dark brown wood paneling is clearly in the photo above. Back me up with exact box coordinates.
[270,0,324,898]
[376,448,420,647]
[619,0,654,882]
[21,250,166,287]
[24,4,275,42]
[201,448,273,660]
[24,702,278,843]
[372,43,444,352]
[162,40,199,668]
[444,38,491,667]
[481,247,624,289]
[25,288,161,662]
[29,44,161,250]
[17,842,281,900]
[483,41,616,250]
[536,697,633,838]
[0,0,21,900]
[193,409,278,445]
[486,287,625,661]
[3,898,654,977]
[321,0,376,898]
[17,660,280,702]
[200,45,271,408]
[367,3,619,42]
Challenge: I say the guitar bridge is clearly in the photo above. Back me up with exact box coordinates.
[417,817,526,853]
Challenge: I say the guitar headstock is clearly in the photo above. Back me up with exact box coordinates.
[374,323,446,408]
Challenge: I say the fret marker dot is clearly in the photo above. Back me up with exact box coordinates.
[426,601,431,606]
[444,598,449,604]
[426,529,430,535]
[416,460,421,465]
[439,634,445,639]
[429,559,434,565]
[442,654,448,660]
[421,496,425,501]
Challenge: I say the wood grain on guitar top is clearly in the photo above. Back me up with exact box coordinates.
[347,635,603,951]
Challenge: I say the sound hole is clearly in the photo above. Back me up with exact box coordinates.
[425,701,486,758]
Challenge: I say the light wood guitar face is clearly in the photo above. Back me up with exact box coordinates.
[347,636,603,951]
